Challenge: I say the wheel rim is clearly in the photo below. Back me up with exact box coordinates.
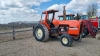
[62,37,68,44]
[36,28,43,39]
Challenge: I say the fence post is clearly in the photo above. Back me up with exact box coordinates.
[26,24,27,28]
[12,22,15,40]
[4,24,6,30]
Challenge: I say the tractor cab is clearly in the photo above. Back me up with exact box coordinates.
[41,9,58,21]
[58,14,75,20]
[40,10,59,29]
[80,15,89,20]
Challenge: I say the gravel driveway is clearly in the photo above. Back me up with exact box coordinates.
[0,35,100,56]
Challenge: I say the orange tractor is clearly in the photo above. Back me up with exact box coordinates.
[33,6,83,47]
[58,14,98,38]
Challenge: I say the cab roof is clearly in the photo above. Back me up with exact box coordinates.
[42,9,59,14]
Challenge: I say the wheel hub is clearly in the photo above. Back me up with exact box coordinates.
[62,37,68,44]
[36,28,43,39]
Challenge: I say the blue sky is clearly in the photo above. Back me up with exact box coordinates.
[40,0,70,10]
[0,0,100,24]
[33,0,70,14]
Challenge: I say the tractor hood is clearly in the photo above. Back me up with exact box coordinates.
[53,19,82,27]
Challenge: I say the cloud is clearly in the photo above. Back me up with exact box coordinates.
[66,0,100,12]
[97,9,100,16]
[47,0,100,16]
[0,0,50,24]
[47,4,70,18]
[47,4,66,10]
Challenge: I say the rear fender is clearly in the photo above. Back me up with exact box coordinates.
[40,21,50,30]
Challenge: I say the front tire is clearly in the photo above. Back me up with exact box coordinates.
[60,34,73,47]
[33,24,49,42]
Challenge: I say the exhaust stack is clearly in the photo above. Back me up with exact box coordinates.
[63,6,66,20]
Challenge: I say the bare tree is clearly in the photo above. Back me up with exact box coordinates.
[87,3,98,17]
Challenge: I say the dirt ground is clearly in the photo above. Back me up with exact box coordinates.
[0,31,100,56]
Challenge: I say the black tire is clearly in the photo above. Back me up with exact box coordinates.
[60,34,73,47]
[82,28,89,38]
[33,24,49,42]
[94,27,98,33]
[73,34,82,41]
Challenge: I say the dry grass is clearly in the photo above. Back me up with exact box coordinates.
[0,28,33,43]
[0,34,13,43]
[0,31,33,43]
[15,31,33,39]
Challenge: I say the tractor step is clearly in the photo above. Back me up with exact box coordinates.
[83,20,97,37]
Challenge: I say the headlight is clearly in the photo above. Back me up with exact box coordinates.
[61,28,64,31]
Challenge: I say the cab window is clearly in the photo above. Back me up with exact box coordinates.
[59,17,63,20]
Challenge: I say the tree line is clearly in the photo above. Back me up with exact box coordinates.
[75,3,99,20]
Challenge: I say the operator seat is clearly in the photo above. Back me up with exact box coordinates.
[47,18,55,28]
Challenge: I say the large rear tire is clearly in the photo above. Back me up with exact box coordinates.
[60,34,73,47]
[33,24,49,42]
